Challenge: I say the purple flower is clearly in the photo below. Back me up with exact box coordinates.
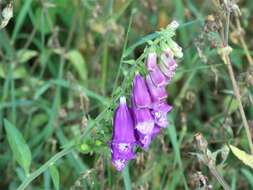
[135,131,152,151]
[146,74,167,103]
[146,52,168,87]
[146,52,157,71]
[111,97,136,171]
[132,107,154,135]
[163,48,174,58]
[135,125,162,150]
[151,102,172,128]
[159,53,177,81]
[151,125,161,139]
[132,73,152,108]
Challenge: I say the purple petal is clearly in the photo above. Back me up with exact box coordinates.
[163,48,174,58]
[111,142,135,160]
[135,131,152,151]
[132,73,152,108]
[132,107,154,135]
[151,125,161,139]
[159,53,177,81]
[146,52,157,71]
[112,157,127,171]
[112,97,136,143]
[146,74,167,103]
[151,102,173,128]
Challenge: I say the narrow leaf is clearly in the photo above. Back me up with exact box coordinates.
[17,49,38,64]
[230,145,253,169]
[4,119,32,175]
[66,50,87,82]
[49,164,60,190]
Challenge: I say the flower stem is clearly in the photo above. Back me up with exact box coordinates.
[17,146,74,190]
[222,2,253,154]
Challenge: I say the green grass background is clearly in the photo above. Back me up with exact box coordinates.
[1,0,253,189]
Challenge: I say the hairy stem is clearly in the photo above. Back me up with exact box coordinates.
[225,54,253,154]
[222,3,253,154]
[234,16,253,65]
[208,164,230,190]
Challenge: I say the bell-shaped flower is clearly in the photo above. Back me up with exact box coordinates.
[146,52,157,71]
[132,73,152,108]
[146,74,167,103]
[151,102,172,128]
[132,106,154,135]
[135,131,152,151]
[111,97,136,171]
[159,53,177,81]
[146,53,168,87]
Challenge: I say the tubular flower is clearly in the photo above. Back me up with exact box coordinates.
[111,97,136,171]
[146,74,167,103]
[146,52,157,71]
[151,102,173,128]
[132,73,152,108]
[135,130,152,151]
[146,52,168,87]
[159,52,178,81]
[132,107,154,135]
[135,125,161,150]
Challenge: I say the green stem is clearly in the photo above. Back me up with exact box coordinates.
[17,146,74,190]
[122,165,132,190]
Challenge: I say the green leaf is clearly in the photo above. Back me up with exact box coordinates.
[122,166,132,190]
[17,49,38,64]
[224,96,239,114]
[241,169,253,188]
[4,119,32,175]
[34,8,56,34]
[66,50,87,82]
[230,145,253,169]
[49,164,60,190]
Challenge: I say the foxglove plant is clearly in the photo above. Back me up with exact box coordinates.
[110,21,183,171]
[111,97,136,171]
[132,73,152,108]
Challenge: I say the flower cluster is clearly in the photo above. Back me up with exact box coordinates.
[111,21,182,171]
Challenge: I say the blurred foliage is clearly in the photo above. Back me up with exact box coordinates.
[1,0,253,189]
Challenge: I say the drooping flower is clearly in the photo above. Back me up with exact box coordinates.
[146,74,167,103]
[151,102,173,128]
[135,125,161,150]
[132,73,152,108]
[132,107,154,135]
[146,52,168,87]
[111,96,136,171]
[146,52,157,71]
[159,52,177,81]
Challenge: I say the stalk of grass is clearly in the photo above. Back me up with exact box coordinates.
[221,2,253,154]
[122,165,132,190]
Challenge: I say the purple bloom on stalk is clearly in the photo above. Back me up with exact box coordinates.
[163,48,174,58]
[146,74,167,103]
[111,97,136,171]
[146,52,157,71]
[135,131,152,151]
[159,52,178,81]
[132,106,154,135]
[132,73,152,108]
[135,126,161,150]
[146,52,168,87]
[151,102,173,128]
[151,125,161,139]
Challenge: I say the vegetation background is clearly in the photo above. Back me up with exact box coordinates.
[1,0,253,189]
